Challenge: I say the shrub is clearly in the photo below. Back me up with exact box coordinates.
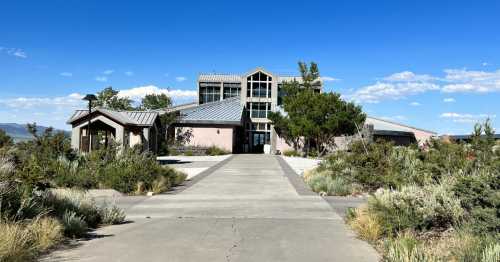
[205,146,229,156]
[27,217,63,252]
[61,210,88,238]
[43,189,101,228]
[305,169,354,196]
[184,150,193,156]
[283,149,300,157]
[100,205,126,225]
[347,205,382,243]
[0,222,35,262]
[172,170,188,186]
[368,184,464,234]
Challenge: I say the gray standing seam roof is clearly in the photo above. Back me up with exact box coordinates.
[67,108,159,126]
[178,96,243,125]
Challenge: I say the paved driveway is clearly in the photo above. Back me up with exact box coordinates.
[45,155,378,262]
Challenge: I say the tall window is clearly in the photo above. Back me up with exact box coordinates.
[223,82,241,99]
[250,102,271,118]
[277,84,284,106]
[247,72,272,98]
[199,82,221,104]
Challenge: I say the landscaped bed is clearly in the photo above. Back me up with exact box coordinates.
[304,121,500,261]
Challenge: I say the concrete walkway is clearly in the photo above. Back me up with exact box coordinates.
[44,155,378,262]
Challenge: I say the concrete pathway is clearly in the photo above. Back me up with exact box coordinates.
[44,155,378,262]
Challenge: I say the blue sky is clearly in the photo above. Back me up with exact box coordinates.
[1,0,499,133]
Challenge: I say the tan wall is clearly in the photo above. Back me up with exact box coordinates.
[177,126,234,152]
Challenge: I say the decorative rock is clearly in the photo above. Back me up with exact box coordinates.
[146,191,155,196]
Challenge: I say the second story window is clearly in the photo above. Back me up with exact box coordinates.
[199,82,220,104]
[223,82,241,99]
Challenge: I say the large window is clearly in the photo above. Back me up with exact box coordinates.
[249,102,271,118]
[199,82,221,104]
[247,72,272,98]
[223,82,241,99]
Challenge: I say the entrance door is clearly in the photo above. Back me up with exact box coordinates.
[251,132,270,153]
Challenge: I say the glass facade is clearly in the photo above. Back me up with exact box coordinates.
[199,82,221,104]
[223,82,241,99]
[246,102,271,118]
[247,72,272,98]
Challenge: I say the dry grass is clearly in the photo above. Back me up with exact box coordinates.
[27,217,63,252]
[348,204,382,243]
[0,222,35,262]
[150,176,171,194]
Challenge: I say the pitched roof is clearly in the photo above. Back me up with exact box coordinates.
[67,108,159,126]
[366,117,437,135]
[177,96,243,125]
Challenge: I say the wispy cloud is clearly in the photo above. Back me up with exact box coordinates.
[442,69,500,93]
[440,112,496,123]
[0,93,84,109]
[349,68,500,103]
[95,76,108,82]
[60,72,73,77]
[443,97,456,103]
[175,76,187,82]
[125,71,134,76]
[103,70,114,75]
[482,62,489,66]
[349,80,439,103]
[380,115,407,121]
[321,76,341,82]
[0,47,27,58]
[409,102,421,106]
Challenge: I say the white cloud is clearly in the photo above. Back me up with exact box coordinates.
[125,71,134,76]
[95,76,108,82]
[1,47,27,58]
[350,81,439,103]
[103,70,114,75]
[443,98,456,103]
[410,102,421,106]
[60,72,73,77]
[383,71,436,82]
[175,76,187,82]
[442,69,500,93]
[440,112,496,123]
[321,76,341,82]
[117,85,197,101]
[0,93,85,109]
[482,62,489,66]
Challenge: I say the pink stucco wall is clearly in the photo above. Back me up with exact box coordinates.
[177,126,234,152]
[276,135,294,153]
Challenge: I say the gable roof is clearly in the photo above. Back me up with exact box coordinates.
[177,96,243,125]
[67,108,159,127]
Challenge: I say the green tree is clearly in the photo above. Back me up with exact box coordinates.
[140,93,172,110]
[269,62,366,155]
[0,129,13,148]
[94,87,133,110]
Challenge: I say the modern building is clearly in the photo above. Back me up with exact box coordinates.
[68,67,437,154]
[171,67,322,153]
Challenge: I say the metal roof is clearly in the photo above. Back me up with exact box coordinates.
[178,96,243,125]
[67,108,159,127]
[366,117,437,135]
[199,74,241,82]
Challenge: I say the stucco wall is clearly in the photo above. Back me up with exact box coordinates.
[177,126,234,152]
[276,135,294,153]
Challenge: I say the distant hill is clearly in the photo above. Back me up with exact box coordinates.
[0,123,70,142]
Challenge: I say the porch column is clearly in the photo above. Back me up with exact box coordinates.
[71,126,81,150]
